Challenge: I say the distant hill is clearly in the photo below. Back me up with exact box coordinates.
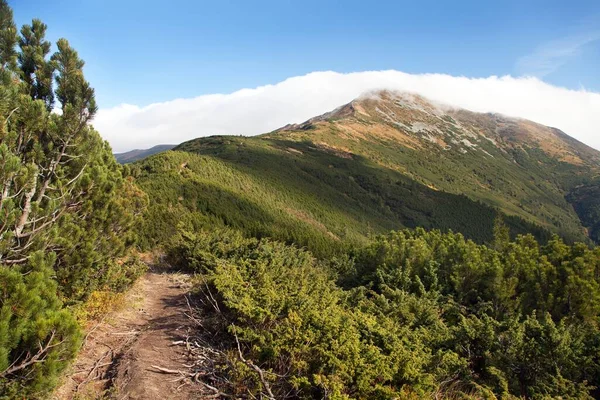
[115,144,176,163]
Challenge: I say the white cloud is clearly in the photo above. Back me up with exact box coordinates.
[516,32,600,77]
[94,70,600,153]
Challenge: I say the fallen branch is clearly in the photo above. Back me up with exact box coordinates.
[200,275,221,313]
[81,316,106,348]
[184,294,204,328]
[150,365,186,375]
[110,331,140,336]
[75,349,113,392]
[197,379,231,398]
[234,330,275,400]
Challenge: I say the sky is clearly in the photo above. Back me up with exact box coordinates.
[10,0,600,152]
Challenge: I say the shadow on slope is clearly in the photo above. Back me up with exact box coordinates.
[132,136,556,256]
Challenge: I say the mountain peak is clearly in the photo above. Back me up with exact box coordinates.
[273,89,599,167]
[355,89,452,115]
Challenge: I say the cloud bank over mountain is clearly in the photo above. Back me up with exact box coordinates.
[94,70,600,152]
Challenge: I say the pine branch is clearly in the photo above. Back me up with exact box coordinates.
[0,330,63,377]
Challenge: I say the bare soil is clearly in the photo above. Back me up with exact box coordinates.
[53,267,208,400]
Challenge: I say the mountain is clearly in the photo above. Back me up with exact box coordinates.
[267,90,600,242]
[131,90,600,257]
[114,144,176,163]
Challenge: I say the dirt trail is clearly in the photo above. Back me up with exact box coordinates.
[53,269,205,400]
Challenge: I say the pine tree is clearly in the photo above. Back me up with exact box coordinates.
[492,214,510,251]
[0,1,145,396]
[18,19,54,110]
[0,252,80,397]
[0,1,16,71]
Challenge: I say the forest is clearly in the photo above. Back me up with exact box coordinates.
[1,1,600,399]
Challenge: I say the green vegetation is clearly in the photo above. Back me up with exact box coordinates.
[130,107,600,398]
[171,226,600,399]
[1,2,600,398]
[133,137,553,259]
[568,180,600,243]
[0,3,144,397]
[266,97,600,244]
[133,132,600,398]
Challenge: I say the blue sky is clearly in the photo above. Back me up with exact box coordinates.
[11,0,600,109]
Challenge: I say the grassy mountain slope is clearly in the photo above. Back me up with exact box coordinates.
[567,180,600,243]
[128,92,600,398]
[134,138,552,258]
[268,90,600,242]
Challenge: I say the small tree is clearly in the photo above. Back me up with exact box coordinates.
[492,214,510,251]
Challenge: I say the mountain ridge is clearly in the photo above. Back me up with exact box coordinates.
[275,90,599,166]
[115,144,176,164]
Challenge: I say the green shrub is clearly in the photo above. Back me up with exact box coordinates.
[173,227,600,399]
[0,253,81,398]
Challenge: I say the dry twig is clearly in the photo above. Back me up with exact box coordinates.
[233,330,275,400]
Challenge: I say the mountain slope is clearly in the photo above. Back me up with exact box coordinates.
[269,90,600,242]
[133,90,599,255]
[115,144,176,163]
[134,147,549,259]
